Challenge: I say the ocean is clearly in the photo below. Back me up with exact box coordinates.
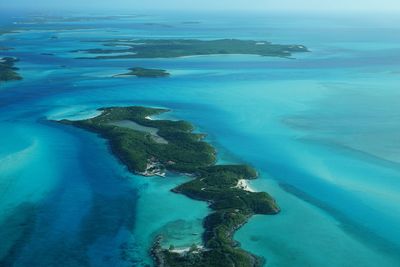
[1,10,400,266]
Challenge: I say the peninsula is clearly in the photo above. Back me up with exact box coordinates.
[75,38,308,59]
[59,106,279,267]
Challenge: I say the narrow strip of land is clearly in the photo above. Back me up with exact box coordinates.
[74,38,308,59]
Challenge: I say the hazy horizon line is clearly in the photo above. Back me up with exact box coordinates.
[2,5,400,16]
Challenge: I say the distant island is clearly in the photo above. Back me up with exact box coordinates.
[0,57,22,82]
[114,67,170,78]
[14,14,141,25]
[59,106,279,267]
[0,47,13,51]
[75,38,308,59]
[40,52,55,56]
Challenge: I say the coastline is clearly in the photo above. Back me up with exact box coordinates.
[58,106,279,267]
[1,11,400,267]
[74,39,309,60]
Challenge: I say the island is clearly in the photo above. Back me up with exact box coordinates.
[0,47,13,51]
[114,67,170,78]
[0,30,16,35]
[74,38,308,59]
[15,14,142,25]
[0,57,22,82]
[58,106,279,267]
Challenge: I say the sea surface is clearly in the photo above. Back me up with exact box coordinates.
[1,10,400,267]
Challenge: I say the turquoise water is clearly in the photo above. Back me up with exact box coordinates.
[1,11,400,266]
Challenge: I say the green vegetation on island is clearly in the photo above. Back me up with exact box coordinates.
[160,165,279,267]
[0,57,22,82]
[114,67,170,78]
[59,106,279,267]
[75,38,308,59]
[60,106,215,174]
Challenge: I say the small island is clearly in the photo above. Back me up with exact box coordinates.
[75,38,308,59]
[17,14,141,24]
[0,47,13,51]
[40,52,55,56]
[0,57,22,82]
[59,106,279,267]
[114,67,170,78]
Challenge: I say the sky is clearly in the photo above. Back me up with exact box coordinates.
[2,0,400,12]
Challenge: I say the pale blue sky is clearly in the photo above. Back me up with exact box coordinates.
[3,0,400,12]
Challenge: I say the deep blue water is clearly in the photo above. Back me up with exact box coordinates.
[1,11,400,267]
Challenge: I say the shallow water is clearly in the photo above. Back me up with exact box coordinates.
[1,11,400,267]
[109,120,168,144]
